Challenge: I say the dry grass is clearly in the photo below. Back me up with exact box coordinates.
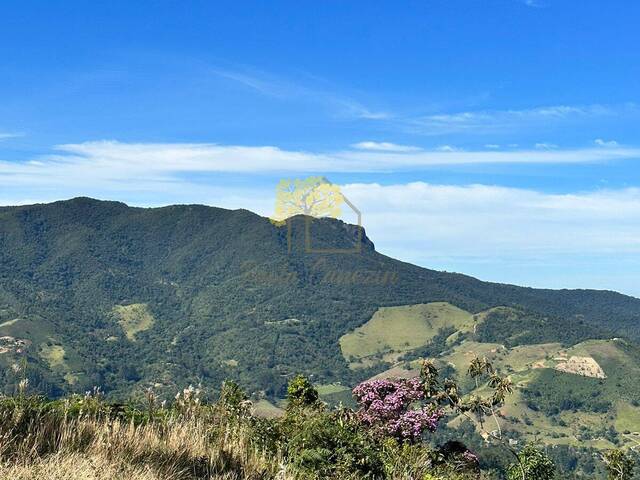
[0,405,292,480]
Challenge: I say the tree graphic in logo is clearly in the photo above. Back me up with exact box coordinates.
[270,176,344,224]
[270,176,362,254]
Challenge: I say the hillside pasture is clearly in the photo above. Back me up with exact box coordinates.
[113,304,155,341]
[339,302,475,368]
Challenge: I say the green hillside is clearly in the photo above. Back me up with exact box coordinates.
[0,197,638,405]
[340,302,475,368]
[333,300,640,469]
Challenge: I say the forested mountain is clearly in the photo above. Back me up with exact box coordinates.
[0,197,639,400]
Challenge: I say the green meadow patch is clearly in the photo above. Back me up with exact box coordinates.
[616,402,640,433]
[113,303,155,341]
[251,399,284,418]
[339,302,476,368]
[316,383,354,407]
[39,344,66,369]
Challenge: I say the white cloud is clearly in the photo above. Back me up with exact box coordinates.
[332,182,640,296]
[594,138,619,147]
[339,182,640,280]
[407,104,627,135]
[0,132,23,141]
[535,143,558,150]
[484,144,501,149]
[351,141,421,152]
[435,145,460,152]
[1,141,639,196]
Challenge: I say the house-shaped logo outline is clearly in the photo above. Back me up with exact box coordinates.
[284,193,363,255]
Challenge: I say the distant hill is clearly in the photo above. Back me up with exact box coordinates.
[0,197,639,407]
[354,303,640,451]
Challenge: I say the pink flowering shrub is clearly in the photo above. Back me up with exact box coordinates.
[352,377,444,442]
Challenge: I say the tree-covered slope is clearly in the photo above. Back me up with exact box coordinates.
[0,197,639,398]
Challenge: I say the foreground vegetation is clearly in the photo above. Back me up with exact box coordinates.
[1,360,637,479]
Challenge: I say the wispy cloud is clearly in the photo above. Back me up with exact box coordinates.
[0,132,23,141]
[594,138,619,147]
[520,0,545,8]
[211,68,389,120]
[206,66,637,138]
[405,104,630,136]
[0,140,638,192]
[535,143,558,150]
[0,140,638,208]
[351,141,421,152]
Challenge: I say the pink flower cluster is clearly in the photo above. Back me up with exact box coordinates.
[353,377,443,442]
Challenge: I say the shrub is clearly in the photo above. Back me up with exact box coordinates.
[284,408,384,478]
[603,449,635,480]
[287,375,320,410]
[507,444,556,480]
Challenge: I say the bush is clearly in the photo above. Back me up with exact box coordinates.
[507,444,556,480]
[287,375,320,410]
[603,449,635,480]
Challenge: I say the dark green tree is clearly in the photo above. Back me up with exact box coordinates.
[603,449,635,480]
[286,375,320,409]
[507,444,556,480]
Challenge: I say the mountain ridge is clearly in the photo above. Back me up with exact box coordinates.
[5,196,635,297]
[0,196,639,402]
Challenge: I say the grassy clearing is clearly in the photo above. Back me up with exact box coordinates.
[499,343,562,372]
[369,365,418,380]
[251,399,284,419]
[39,343,81,385]
[316,383,349,396]
[436,341,505,373]
[566,339,626,358]
[113,304,155,341]
[616,402,640,433]
[316,383,354,407]
[39,344,67,369]
[339,302,475,367]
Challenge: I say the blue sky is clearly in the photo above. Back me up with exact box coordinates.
[1,1,640,295]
